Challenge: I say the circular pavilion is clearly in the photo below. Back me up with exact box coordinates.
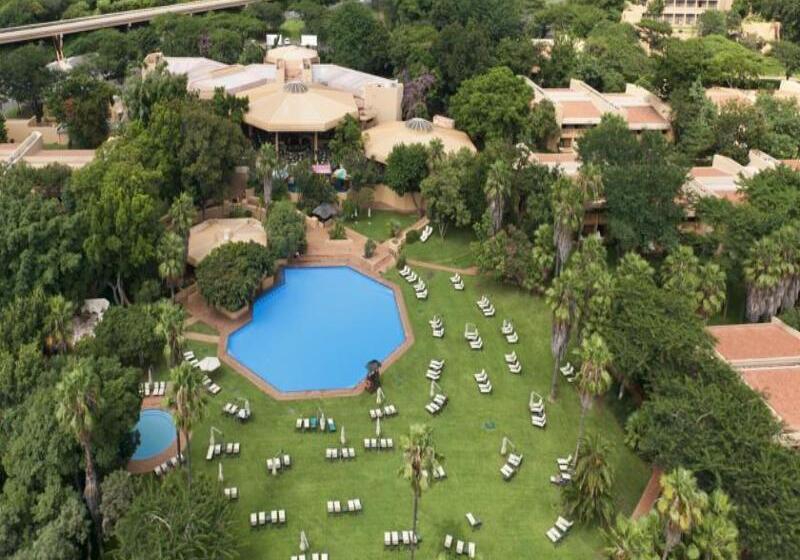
[362,118,477,164]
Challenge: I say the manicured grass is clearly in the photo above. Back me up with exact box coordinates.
[280,19,305,40]
[346,210,418,242]
[185,271,649,559]
[186,321,219,336]
[404,227,477,269]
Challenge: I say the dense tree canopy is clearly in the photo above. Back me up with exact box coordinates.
[196,241,275,312]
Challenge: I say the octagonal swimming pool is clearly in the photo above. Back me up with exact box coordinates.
[227,266,406,392]
[132,409,176,461]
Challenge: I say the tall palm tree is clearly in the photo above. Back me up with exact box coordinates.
[574,332,612,464]
[603,513,659,560]
[56,359,103,531]
[169,192,196,239]
[696,262,726,321]
[617,252,655,284]
[484,159,511,236]
[661,245,701,297]
[655,467,708,560]
[562,433,615,526]
[155,300,185,367]
[399,424,439,560]
[546,268,578,401]
[256,142,279,208]
[158,231,186,300]
[169,362,207,487]
[577,163,604,233]
[552,176,586,275]
[743,236,783,322]
[45,294,76,354]
[692,489,738,560]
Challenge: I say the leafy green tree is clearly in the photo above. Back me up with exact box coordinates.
[603,513,659,560]
[755,94,800,159]
[671,79,717,162]
[656,467,708,560]
[329,114,364,166]
[197,241,275,311]
[385,143,430,207]
[562,433,615,526]
[255,142,279,207]
[399,424,439,560]
[99,470,133,539]
[390,24,439,77]
[420,154,471,237]
[122,63,189,125]
[654,38,710,96]
[210,87,249,124]
[494,36,537,76]
[266,200,307,258]
[431,22,493,94]
[158,231,185,299]
[692,489,739,560]
[450,66,533,145]
[45,295,76,355]
[0,111,6,142]
[714,101,769,164]
[155,300,185,367]
[698,10,728,36]
[526,99,560,151]
[580,22,654,92]
[245,0,284,27]
[90,304,162,367]
[0,44,54,122]
[743,235,783,322]
[327,1,390,74]
[771,40,800,78]
[536,34,580,88]
[168,362,207,486]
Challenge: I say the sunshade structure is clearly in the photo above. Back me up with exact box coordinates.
[363,118,477,164]
[198,357,222,373]
[311,202,339,222]
[265,45,319,66]
[240,81,359,133]
[187,218,267,266]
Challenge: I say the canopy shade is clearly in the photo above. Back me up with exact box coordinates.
[198,357,221,372]
[187,218,267,266]
[312,202,339,222]
[362,118,477,164]
[240,81,359,133]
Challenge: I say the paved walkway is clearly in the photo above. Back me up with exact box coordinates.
[407,259,479,276]
[185,332,220,344]
[631,467,663,519]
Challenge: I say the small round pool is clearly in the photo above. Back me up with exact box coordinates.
[132,409,176,461]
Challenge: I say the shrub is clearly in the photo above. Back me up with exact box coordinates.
[364,238,376,258]
[396,251,407,270]
[196,241,275,312]
[405,229,420,244]
[266,200,306,258]
[227,205,252,219]
[387,219,402,239]
[342,198,358,221]
[329,220,347,240]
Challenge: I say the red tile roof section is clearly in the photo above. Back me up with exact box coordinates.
[708,323,800,363]
[741,367,800,431]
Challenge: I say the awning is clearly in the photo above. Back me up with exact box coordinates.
[312,202,339,222]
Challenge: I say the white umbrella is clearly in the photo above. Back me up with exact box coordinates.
[271,463,279,476]
[376,387,385,405]
[529,391,536,410]
[147,367,153,386]
[320,413,326,432]
[340,426,346,446]
[300,531,309,552]
[218,462,224,483]
[500,437,509,456]
[198,356,221,373]
[375,417,381,437]
[430,381,439,398]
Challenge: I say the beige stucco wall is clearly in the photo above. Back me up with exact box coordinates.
[363,83,403,124]
[5,118,68,145]
[371,184,420,213]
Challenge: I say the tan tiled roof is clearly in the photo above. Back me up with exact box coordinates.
[741,366,800,432]
[690,167,729,178]
[560,100,602,120]
[708,323,800,364]
[783,160,800,171]
[623,105,668,127]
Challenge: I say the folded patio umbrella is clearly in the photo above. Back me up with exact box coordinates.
[198,357,221,372]
[340,426,346,446]
[311,202,339,222]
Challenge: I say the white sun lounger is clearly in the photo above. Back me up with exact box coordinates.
[557,455,573,468]
[469,338,483,350]
[453,281,464,290]
[547,527,562,543]
[429,359,445,369]
[432,328,444,338]
[478,382,492,394]
[482,305,496,317]
[506,332,519,343]
[500,464,516,480]
[449,273,461,284]
[532,414,547,428]
[556,516,574,532]
[508,361,522,374]
[416,290,428,300]
[444,534,453,549]
[466,512,482,528]
[508,453,523,468]
[473,370,488,383]
[426,371,441,381]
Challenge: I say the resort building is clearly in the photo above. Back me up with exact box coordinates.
[528,79,671,151]
[145,47,403,161]
[622,0,734,37]
[708,319,800,447]
[705,79,800,108]
[0,131,94,169]
[362,116,476,164]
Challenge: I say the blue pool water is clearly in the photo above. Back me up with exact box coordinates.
[227,266,406,392]
[132,409,176,461]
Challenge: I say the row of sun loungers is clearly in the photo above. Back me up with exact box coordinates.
[420,224,433,242]
[464,324,484,350]
[476,296,495,317]
[473,370,492,394]
[531,395,547,428]
[222,402,251,421]
[502,319,519,343]
[398,266,417,283]
[266,455,292,472]
[326,498,363,514]
[443,535,476,558]
[399,266,428,298]
[325,447,356,460]
[369,405,398,419]
[224,487,239,500]
[425,393,448,415]
[546,516,574,544]
[290,554,328,560]
[430,315,444,338]
[296,417,336,432]
[249,510,286,527]
[561,362,576,383]
[426,359,445,381]
[206,442,240,460]
[550,455,574,486]
[202,375,222,395]
[153,453,184,476]
[450,273,464,291]
[140,381,166,397]
[363,438,394,450]
[384,531,420,547]
[500,453,523,481]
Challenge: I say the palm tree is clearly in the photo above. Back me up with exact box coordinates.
[743,236,782,322]
[45,294,76,354]
[158,231,186,300]
[661,245,701,297]
[696,262,726,321]
[655,467,708,560]
[399,424,439,560]
[562,433,615,526]
[546,268,578,401]
[169,192,196,239]
[552,176,586,275]
[577,163,604,233]
[256,142,279,208]
[484,159,511,236]
[56,359,103,531]
[617,252,655,284]
[692,489,738,560]
[574,332,612,464]
[168,362,207,487]
[603,513,659,560]
[155,300,185,367]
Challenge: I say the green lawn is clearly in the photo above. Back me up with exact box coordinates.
[346,210,418,242]
[184,271,649,559]
[404,227,477,269]
[186,321,219,336]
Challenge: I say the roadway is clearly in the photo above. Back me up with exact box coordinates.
[0,0,258,45]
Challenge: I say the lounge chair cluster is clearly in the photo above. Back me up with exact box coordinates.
[429,315,444,338]
[530,392,547,428]
[464,324,483,350]
[206,442,240,460]
[202,375,222,395]
[501,319,519,344]
[432,464,447,479]
[546,516,574,544]
[504,351,522,374]
[296,416,337,432]
[224,487,239,500]
[384,531,420,548]
[473,369,492,394]
[443,535,476,558]
[426,359,445,381]
[550,455,573,486]
[327,498,363,514]
[560,362,576,383]
[363,438,394,450]
[476,295,495,317]
[249,509,286,528]
[369,404,398,420]
[466,512,482,529]
[500,453,523,480]
[449,273,464,290]
[222,402,251,422]
[398,265,417,282]
[153,453,184,476]
[420,224,433,242]
[266,454,292,473]
[325,447,356,460]
[399,266,428,299]
[140,381,166,397]
[425,393,448,415]
[290,554,328,560]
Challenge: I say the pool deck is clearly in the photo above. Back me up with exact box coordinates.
[184,257,415,401]
[126,398,188,475]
